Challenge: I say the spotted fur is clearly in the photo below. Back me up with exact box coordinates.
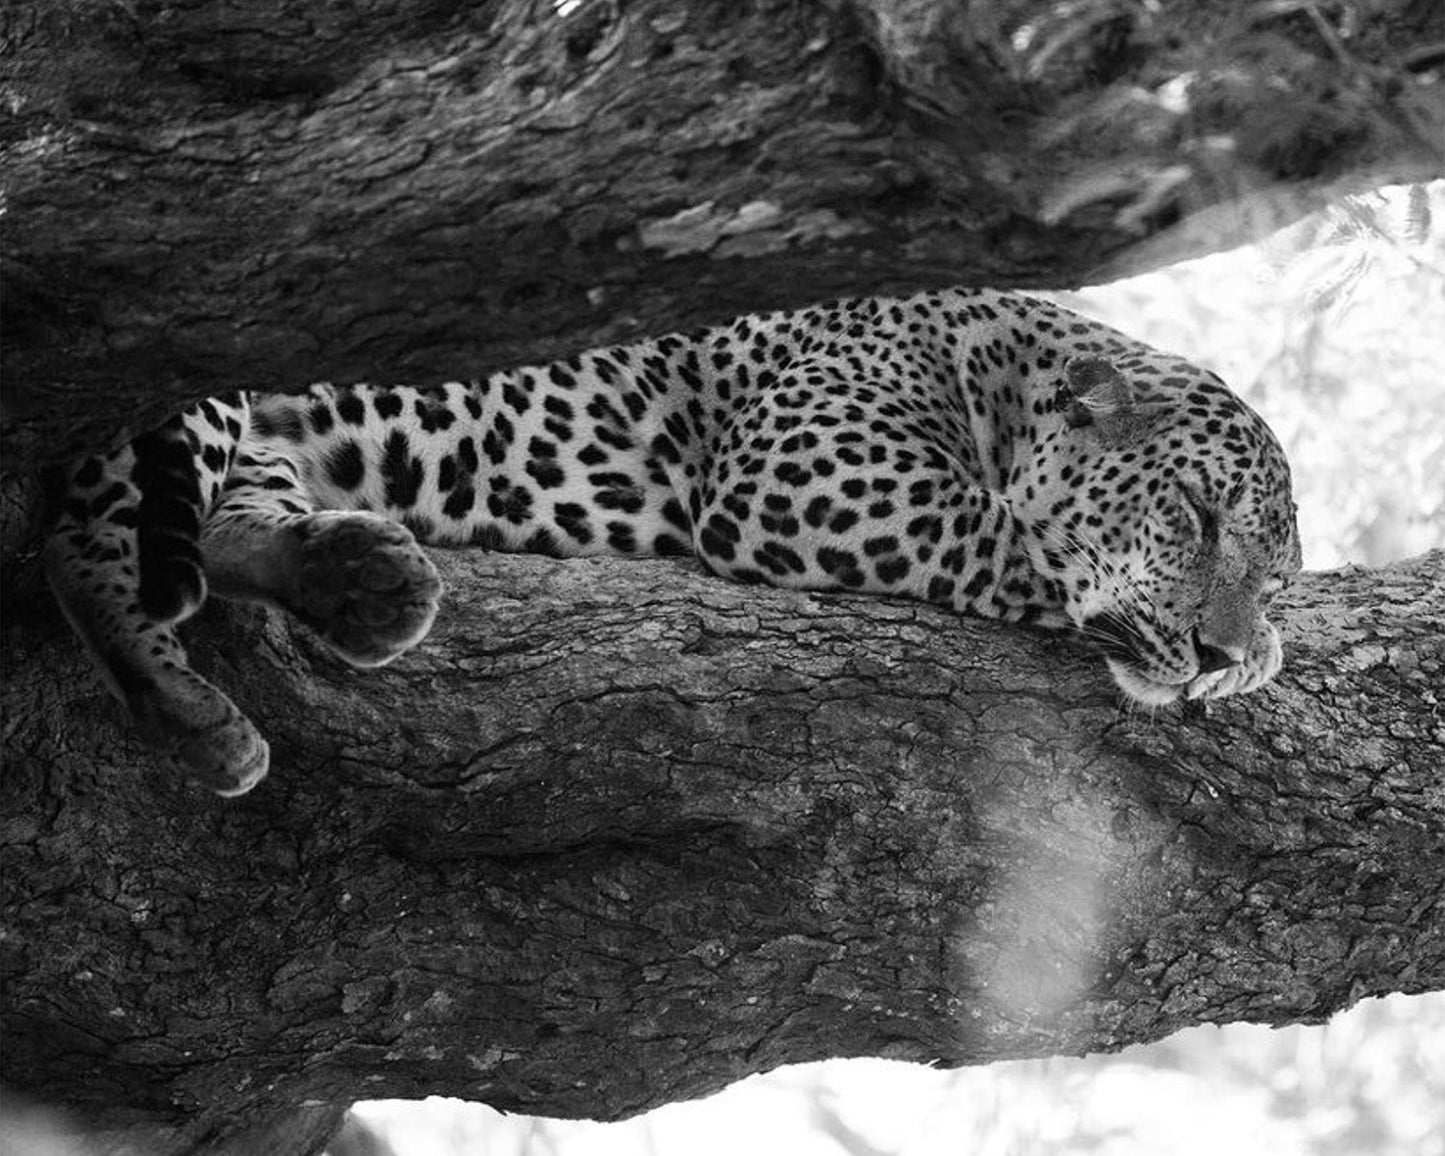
[45,288,1301,794]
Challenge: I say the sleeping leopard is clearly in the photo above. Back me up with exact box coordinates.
[45,288,1302,796]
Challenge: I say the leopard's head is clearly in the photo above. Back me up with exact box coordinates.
[1014,351,1302,705]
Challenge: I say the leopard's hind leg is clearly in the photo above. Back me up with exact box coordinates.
[44,404,269,795]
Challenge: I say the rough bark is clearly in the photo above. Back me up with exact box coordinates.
[2,547,1442,1146]
[3,0,1441,469]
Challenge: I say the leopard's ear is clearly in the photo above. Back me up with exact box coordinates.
[1055,357,1169,448]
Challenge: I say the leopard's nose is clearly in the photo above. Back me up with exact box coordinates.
[1192,628,1243,674]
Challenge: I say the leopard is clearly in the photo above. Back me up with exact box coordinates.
[44,287,1302,796]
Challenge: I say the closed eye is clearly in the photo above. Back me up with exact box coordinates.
[1179,486,1218,545]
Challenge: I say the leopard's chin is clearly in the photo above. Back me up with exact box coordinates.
[1104,658,1190,706]
[1104,622,1283,706]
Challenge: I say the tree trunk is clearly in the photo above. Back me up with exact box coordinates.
[3,546,1442,1146]
[3,0,1441,470]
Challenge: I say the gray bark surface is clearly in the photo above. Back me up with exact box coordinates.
[3,547,1442,1143]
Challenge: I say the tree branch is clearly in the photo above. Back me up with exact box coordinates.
[2,548,1441,1136]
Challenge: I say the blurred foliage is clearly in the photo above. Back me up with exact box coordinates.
[975,0,1444,242]
[345,181,1445,1154]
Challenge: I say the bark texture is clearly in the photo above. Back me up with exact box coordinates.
[2,547,1442,1144]
[3,0,1442,469]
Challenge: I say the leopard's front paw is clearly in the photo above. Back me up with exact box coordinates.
[129,671,269,796]
[283,512,442,667]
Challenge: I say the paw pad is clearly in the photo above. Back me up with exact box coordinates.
[285,513,442,666]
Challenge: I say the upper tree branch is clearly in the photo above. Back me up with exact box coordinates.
[3,0,1441,468]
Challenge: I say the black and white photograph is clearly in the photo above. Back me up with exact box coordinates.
[2,3,1442,1153]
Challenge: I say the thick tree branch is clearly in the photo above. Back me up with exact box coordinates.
[2,548,1441,1139]
[3,0,1441,467]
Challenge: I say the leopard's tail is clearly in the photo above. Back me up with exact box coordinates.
[132,415,208,623]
